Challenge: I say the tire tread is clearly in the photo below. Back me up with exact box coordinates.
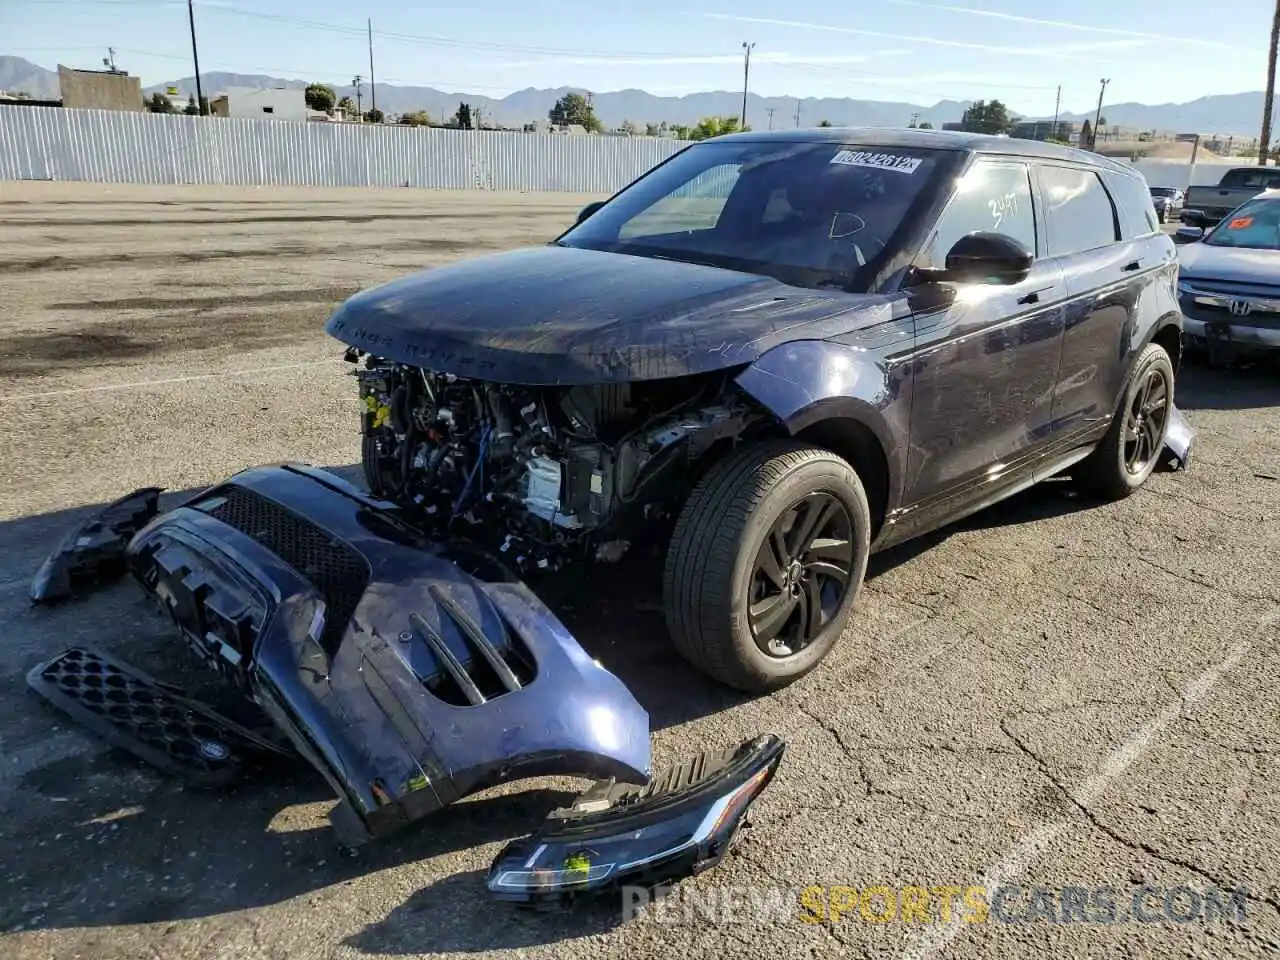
[663,439,866,690]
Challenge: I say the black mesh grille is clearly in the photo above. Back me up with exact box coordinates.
[205,486,368,654]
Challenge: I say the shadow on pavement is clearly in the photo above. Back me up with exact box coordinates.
[1175,356,1280,411]
[343,869,628,955]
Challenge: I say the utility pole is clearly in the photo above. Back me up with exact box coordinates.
[766,107,775,130]
[103,47,117,72]
[909,111,920,128]
[740,41,755,130]
[367,18,377,117]
[187,0,206,116]
[1051,84,1061,139]
[794,99,802,128]
[353,74,363,119]
[1091,78,1109,150]
[1259,0,1280,165]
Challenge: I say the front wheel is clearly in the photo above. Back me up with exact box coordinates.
[1073,343,1175,500]
[663,440,872,692]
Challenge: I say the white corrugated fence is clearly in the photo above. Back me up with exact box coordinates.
[0,105,689,192]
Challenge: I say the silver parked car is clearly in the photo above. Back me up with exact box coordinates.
[1149,186,1184,223]
[1175,189,1280,364]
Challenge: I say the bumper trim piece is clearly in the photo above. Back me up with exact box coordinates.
[30,487,163,604]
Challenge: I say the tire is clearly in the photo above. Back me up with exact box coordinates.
[1072,343,1175,500]
[662,440,872,692]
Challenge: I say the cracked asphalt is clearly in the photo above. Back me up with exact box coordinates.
[1,181,1278,960]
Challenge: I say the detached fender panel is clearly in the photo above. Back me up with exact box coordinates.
[124,464,651,844]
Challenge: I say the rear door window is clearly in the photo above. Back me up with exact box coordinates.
[1036,165,1120,257]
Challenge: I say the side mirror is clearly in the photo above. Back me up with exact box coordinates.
[1173,226,1205,244]
[576,200,606,225]
[913,232,1034,286]
[1180,209,1207,228]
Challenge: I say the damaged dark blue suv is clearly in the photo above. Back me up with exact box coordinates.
[329,128,1193,691]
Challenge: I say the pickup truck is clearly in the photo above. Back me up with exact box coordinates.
[1183,166,1280,225]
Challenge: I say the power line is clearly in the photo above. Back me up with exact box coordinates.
[200,3,720,61]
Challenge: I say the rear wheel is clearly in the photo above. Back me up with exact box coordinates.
[1073,343,1174,500]
[663,440,871,692]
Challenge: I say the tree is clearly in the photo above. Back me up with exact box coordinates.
[305,83,337,114]
[645,122,660,136]
[620,118,638,136]
[453,101,474,129]
[686,116,745,141]
[1080,117,1094,150]
[146,92,176,114]
[549,92,603,132]
[818,119,833,127]
[184,94,199,116]
[918,120,934,130]
[364,108,385,123]
[336,96,356,119]
[959,99,1014,135]
[399,110,431,126]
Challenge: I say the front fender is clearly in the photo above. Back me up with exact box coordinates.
[733,339,910,510]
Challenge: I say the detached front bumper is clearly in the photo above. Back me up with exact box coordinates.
[121,464,653,846]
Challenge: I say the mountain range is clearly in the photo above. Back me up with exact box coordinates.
[1,54,1275,136]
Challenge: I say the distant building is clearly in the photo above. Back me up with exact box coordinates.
[209,87,310,121]
[0,93,61,108]
[57,65,142,112]
[1012,119,1078,142]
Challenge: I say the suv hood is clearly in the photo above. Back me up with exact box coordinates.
[325,245,896,385]
[1179,243,1280,285]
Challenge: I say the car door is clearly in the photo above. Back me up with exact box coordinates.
[900,157,1068,520]
[1036,163,1162,448]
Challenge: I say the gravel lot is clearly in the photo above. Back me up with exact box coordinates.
[1,182,1278,960]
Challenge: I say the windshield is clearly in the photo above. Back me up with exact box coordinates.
[557,139,948,291]
[1205,196,1280,250]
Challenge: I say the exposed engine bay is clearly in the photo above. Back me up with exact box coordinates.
[349,349,762,573]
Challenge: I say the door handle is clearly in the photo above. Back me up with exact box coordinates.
[1122,259,1142,272]
[1016,286,1051,305]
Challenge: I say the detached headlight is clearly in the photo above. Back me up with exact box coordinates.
[486,733,785,905]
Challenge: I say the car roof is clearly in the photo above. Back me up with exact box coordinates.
[710,126,1136,175]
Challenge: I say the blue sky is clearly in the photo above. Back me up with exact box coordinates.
[3,0,1273,114]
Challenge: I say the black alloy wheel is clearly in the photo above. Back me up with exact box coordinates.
[1123,365,1170,476]
[663,439,872,693]
[748,492,856,658]
[1072,342,1175,500]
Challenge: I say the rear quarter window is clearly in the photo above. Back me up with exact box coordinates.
[1104,171,1161,239]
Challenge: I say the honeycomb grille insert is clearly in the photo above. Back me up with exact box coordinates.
[26,647,292,787]
[204,486,369,654]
